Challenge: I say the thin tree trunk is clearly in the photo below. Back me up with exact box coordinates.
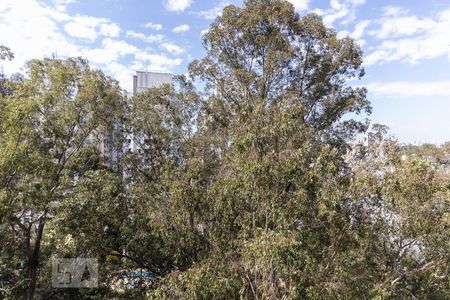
[26,218,45,300]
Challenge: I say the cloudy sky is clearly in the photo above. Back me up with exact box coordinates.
[0,0,449,144]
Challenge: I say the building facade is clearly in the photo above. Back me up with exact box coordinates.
[127,71,174,154]
[132,71,173,94]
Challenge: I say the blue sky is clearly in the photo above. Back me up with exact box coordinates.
[0,0,449,144]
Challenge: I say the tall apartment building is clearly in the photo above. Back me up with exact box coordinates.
[133,71,173,94]
[97,72,173,166]
[126,71,174,154]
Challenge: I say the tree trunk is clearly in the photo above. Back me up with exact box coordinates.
[25,219,45,300]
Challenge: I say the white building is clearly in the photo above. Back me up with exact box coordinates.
[133,71,173,94]
[126,71,174,154]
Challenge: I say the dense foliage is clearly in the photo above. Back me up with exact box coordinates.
[0,1,448,299]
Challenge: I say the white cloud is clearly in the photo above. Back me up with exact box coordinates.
[52,0,76,12]
[64,16,120,41]
[338,19,370,47]
[195,1,230,20]
[126,30,165,43]
[365,8,450,65]
[85,38,136,65]
[134,52,183,71]
[100,23,121,37]
[143,22,163,30]
[172,24,190,33]
[382,6,409,17]
[161,42,185,55]
[64,21,97,41]
[366,80,450,98]
[351,20,370,39]
[286,0,309,12]
[336,19,369,47]
[316,0,366,27]
[0,0,80,72]
[103,61,135,91]
[164,0,192,12]
[369,16,434,39]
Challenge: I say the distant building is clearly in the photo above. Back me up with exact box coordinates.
[126,71,174,154]
[133,71,173,94]
[97,72,173,166]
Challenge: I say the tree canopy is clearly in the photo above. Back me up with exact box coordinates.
[0,1,448,299]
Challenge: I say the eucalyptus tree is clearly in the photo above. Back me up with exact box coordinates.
[55,76,207,299]
[347,126,450,299]
[122,76,207,272]
[190,0,370,145]
[150,0,373,298]
[0,45,14,97]
[0,45,13,61]
[0,57,125,299]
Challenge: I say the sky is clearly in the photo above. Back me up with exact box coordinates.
[0,0,449,144]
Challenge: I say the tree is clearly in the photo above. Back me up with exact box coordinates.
[150,0,373,298]
[121,76,208,273]
[51,76,207,299]
[0,45,14,97]
[0,45,14,61]
[1,1,448,298]
[348,127,450,298]
[146,1,449,299]
[0,57,125,299]
[190,0,370,145]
